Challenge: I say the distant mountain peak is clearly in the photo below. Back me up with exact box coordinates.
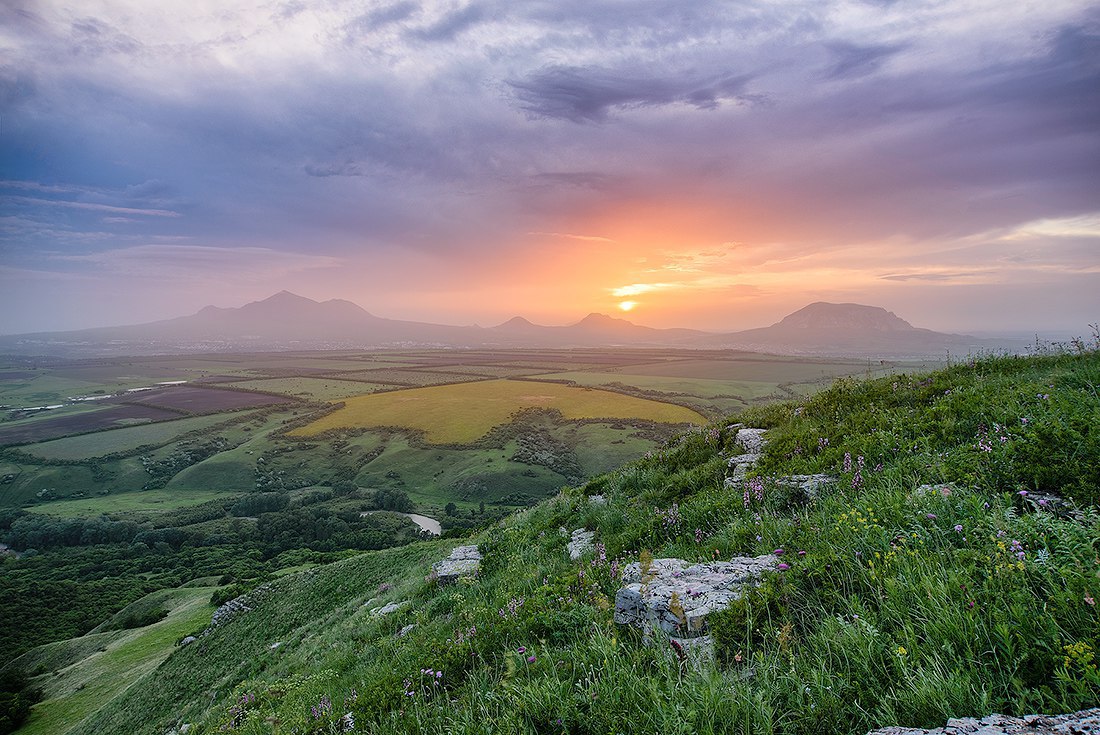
[575,312,632,327]
[495,316,537,329]
[774,302,914,332]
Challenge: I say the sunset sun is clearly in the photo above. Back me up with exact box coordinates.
[618,300,637,312]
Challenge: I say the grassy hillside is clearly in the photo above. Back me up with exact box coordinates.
[14,348,1100,734]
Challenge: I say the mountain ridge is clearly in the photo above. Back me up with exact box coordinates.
[0,292,1011,357]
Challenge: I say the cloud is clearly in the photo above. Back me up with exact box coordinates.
[3,196,181,217]
[51,244,342,280]
[509,66,758,122]
[408,3,488,42]
[528,231,615,243]
[824,41,906,79]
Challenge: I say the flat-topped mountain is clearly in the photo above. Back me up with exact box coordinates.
[694,301,999,357]
[773,302,915,331]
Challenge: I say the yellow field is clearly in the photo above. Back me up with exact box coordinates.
[291,378,707,444]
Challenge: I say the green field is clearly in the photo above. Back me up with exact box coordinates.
[293,378,708,444]
[0,349,932,520]
[20,413,249,461]
[27,488,233,518]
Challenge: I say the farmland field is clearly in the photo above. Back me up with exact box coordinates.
[291,378,709,444]
[19,413,252,460]
[0,404,182,446]
[222,377,389,401]
[0,348,936,517]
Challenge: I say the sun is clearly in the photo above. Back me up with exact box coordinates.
[618,300,637,312]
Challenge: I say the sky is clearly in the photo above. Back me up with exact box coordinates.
[1,0,1098,336]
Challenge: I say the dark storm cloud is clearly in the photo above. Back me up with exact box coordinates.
[509,66,757,122]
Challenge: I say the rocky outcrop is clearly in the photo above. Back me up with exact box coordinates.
[614,555,778,635]
[431,545,482,584]
[205,584,271,633]
[867,708,1100,734]
[725,426,767,481]
[567,529,595,560]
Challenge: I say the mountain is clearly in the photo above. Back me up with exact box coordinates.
[0,294,1018,357]
[693,302,1004,357]
[0,293,706,356]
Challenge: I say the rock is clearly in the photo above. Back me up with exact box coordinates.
[269,641,282,650]
[431,545,482,584]
[588,494,607,505]
[179,636,197,647]
[777,474,837,499]
[567,529,595,560]
[725,428,767,481]
[203,584,272,635]
[865,708,1100,735]
[396,623,417,638]
[734,428,768,455]
[614,555,778,635]
[668,633,715,672]
[370,601,407,617]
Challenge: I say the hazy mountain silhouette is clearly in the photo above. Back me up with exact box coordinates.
[694,302,1000,356]
[0,294,1009,357]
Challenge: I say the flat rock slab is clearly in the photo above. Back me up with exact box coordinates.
[867,708,1100,735]
[432,545,482,584]
[568,528,595,560]
[614,555,778,635]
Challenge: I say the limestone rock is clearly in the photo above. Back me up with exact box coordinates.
[668,633,715,672]
[205,584,271,634]
[866,708,1100,735]
[567,529,595,560]
[777,474,837,499]
[370,601,407,617]
[725,428,767,481]
[396,623,417,638]
[431,545,482,584]
[178,636,197,647]
[614,555,778,635]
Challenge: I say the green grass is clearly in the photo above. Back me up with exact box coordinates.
[15,584,217,735]
[58,347,1095,735]
[294,379,707,444]
[27,488,234,518]
[20,413,246,460]
[8,348,1098,735]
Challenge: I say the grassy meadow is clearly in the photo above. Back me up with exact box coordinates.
[292,378,709,444]
[3,346,1092,734]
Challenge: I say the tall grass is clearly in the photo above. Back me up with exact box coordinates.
[78,349,1100,735]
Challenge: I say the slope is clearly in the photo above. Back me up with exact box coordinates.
[21,346,1100,735]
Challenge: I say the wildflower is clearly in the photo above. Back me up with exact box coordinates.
[1086,594,1095,606]
[1018,490,1029,496]
[926,513,937,519]
[527,655,536,663]
[777,563,790,571]
[517,646,526,654]
[896,646,907,656]
[954,524,963,533]
[773,548,785,556]
[797,550,806,557]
